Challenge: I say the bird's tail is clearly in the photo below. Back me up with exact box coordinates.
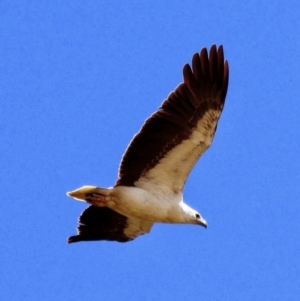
[67,186,110,202]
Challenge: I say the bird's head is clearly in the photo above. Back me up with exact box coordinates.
[181,203,207,228]
[194,212,207,228]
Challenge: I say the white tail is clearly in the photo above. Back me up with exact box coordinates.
[67,185,110,202]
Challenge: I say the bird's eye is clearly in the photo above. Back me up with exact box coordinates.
[195,214,200,219]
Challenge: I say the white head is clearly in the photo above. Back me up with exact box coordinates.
[181,202,207,228]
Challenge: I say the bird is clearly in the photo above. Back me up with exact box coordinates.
[67,44,229,243]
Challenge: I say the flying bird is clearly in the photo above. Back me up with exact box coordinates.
[67,45,229,243]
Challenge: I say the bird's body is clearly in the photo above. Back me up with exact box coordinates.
[70,185,196,224]
[68,45,229,243]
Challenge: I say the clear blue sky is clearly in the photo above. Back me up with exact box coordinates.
[1,1,300,300]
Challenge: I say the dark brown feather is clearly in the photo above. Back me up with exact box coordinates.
[115,45,229,187]
[68,206,132,243]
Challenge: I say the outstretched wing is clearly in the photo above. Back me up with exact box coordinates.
[68,206,153,243]
[115,45,229,192]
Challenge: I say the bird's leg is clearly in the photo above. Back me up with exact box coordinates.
[86,192,116,207]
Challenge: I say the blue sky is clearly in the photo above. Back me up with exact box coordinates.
[1,1,300,300]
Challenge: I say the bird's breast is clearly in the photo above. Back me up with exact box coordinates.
[110,185,183,222]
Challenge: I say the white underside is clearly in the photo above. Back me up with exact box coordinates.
[68,184,202,239]
[134,109,220,194]
[110,109,220,229]
[68,109,218,238]
[109,185,187,223]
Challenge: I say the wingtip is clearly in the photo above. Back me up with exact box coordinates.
[210,44,217,53]
[200,47,208,57]
[67,235,80,244]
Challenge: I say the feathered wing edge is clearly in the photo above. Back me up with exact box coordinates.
[115,45,229,188]
[68,206,153,243]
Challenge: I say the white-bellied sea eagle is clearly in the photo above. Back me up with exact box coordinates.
[67,45,229,243]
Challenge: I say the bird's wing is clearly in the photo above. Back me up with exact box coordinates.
[115,45,229,193]
[68,206,153,243]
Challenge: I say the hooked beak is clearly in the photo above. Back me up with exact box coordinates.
[197,217,207,229]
